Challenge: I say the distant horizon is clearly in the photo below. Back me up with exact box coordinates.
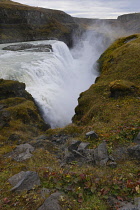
[13,0,140,19]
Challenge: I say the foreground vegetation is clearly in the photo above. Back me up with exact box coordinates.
[0,34,140,209]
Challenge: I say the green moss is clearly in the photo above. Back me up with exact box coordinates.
[0,80,49,144]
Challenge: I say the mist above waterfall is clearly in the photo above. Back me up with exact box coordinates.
[0,30,113,128]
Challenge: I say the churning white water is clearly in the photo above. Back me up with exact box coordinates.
[0,31,110,128]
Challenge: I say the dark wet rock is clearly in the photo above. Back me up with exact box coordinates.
[30,139,57,153]
[85,131,98,139]
[127,145,140,159]
[38,192,62,210]
[63,148,76,163]
[107,161,117,168]
[68,140,81,152]
[50,134,71,144]
[7,143,35,161]
[134,132,140,144]
[3,43,53,52]
[8,134,21,142]
[94,141,109,166]
[10,171,40,192]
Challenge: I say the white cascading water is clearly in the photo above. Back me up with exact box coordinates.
[0,31,110,128]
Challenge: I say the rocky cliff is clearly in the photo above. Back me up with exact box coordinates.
[0,0,79,47]
[74,13,140,35]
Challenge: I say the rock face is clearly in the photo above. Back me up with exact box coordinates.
[0,79,50,143]
[118,13,140,33]
[0,0,79,47]
[74,13,140,35]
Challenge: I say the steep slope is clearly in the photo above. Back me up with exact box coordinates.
[73,34,140,143]
[0,79,50,144]
[0,0,79,46]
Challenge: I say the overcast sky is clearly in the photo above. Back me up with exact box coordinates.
[15,0,140,19]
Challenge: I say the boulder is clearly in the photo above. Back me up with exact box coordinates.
[68,140,81,152]
[94,141,109,166]
[10,171,41,192]
[127,145,140,159]
[38,192,62,210]
[112,147,128,161]
[7,143,35,161]
[108,196,139,210]
[8,171,26,186]
[77,142,90,152]
[85,131,98,139]
[134,132,140,144]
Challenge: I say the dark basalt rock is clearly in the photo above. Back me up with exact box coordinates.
[3,43,53,52]
[0,1,79,47]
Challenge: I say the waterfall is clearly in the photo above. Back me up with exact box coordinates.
[0,31,110,128]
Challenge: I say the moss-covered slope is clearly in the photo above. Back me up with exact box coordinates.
[0,0,79,46]
[73,34,140,142]
[0,79,50,144]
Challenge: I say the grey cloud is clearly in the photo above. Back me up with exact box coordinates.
[14,0,140,19]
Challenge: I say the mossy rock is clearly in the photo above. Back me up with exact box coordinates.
[109,80,139,98]
[0,79,50,144]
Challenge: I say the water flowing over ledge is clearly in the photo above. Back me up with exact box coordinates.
[0,31,109,128]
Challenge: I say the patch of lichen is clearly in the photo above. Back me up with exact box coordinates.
[73,34,140,144]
